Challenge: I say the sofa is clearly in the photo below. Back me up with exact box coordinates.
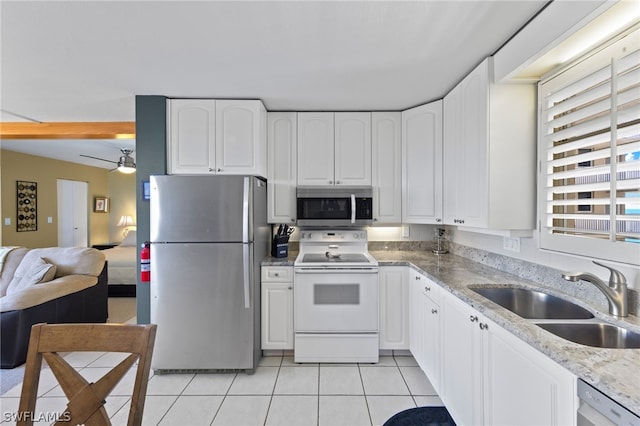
[0,246,108,368]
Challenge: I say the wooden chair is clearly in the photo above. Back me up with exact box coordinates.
[17,323,157,426]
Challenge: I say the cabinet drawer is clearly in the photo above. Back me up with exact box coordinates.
[261,266,293,282]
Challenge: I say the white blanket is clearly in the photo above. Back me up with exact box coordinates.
[102,246,137,285]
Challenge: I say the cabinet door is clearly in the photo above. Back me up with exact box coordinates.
[443,88,461,225]
[443,59,490,227]
[372,112,402,224]
[483,320,576,425]
[261,282,294,350]
[420,280,441,391]
[215,100,267,177]
[168,99,216,174]
[457,62,489,227]
[440,291,484,426]
[379,267,409,350]
[297,112,334,186]
[334,112,372,186]
[402,101,443,224]
[267,112,297,224]
[409,270,421,359]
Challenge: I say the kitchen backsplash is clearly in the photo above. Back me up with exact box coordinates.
[369,240,639,316]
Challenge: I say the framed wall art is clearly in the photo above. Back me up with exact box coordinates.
[94,197,109,213]
[17,180,37,232]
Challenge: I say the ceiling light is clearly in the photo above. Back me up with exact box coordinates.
[117,149,136,174]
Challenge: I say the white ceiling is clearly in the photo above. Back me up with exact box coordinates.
[0,0,549,168]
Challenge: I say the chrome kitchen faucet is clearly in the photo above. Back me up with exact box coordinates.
[562,261,629,317]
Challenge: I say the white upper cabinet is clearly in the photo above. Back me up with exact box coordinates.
[372,112,402,224]
[401,101,443,224]
[443,57,535,230]
[297,112,335,186]
[267,112,297,224]
[167,99,267,177]
[215,100,267,176]
[334,112,372,186]
[297,112,372,186]
[168,99,216,174]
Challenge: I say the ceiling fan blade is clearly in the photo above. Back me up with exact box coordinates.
[79,154,117,164]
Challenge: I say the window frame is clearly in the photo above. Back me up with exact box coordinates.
[537,26,640,266]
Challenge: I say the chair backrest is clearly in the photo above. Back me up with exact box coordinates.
[17,323,157,426]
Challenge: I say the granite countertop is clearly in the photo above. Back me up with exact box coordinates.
[261,249,640,415]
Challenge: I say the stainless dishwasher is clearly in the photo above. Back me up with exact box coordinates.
[577,380,640,426]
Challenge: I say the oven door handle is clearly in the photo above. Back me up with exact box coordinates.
[351,194,356,224]
[295,268,379,274]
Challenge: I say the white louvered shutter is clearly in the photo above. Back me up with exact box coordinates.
[539,29,640,264]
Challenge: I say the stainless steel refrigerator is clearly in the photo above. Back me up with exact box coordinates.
[149,175,268,373]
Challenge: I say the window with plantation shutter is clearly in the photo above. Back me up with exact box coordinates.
[539,28,640,265]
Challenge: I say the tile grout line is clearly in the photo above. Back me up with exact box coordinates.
[262,355,283,426]
[317,363,321,426]
[153,371,195,425]
[209,369,240,426]
[357,363,375,426]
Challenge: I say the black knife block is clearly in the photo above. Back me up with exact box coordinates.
[272,235,289,258]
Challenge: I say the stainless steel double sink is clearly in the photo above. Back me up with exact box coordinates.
[470,287,640,349]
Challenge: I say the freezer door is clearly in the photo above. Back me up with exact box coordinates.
[150,242,255,370]
[150,175,255,243]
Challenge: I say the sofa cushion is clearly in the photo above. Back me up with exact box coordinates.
[28,247,105,277]
[6,257,57,295]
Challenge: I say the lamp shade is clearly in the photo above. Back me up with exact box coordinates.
[117,215,135,227]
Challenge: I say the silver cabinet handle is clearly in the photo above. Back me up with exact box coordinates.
[424,286,431,292]
[479,323,489,330]
[432,309,438,314]
[470,315,478,322]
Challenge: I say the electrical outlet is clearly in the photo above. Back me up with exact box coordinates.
[48,217,53,224]
[503,237,521,252]
[402,226,410,238]
[4,218,10,226]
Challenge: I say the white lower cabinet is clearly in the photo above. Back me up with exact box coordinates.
[440,290,576,426]
[379,267,409,350]
[261,266,294,350]
[409,269,441,390]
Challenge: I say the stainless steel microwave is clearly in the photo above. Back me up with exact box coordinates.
[296,187,373,227]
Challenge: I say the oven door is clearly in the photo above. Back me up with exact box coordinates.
[294,268,378,332]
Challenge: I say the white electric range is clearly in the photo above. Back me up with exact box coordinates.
[293,229,379,363]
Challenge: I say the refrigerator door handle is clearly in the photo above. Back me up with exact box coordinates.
[243,244,251,309]
[242,177,250,243]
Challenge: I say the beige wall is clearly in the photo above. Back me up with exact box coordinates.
[109,172,137,243]
[0,149,134,248]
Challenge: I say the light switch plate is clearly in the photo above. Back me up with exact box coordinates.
[48,217,53,223]
[4,218,10,226]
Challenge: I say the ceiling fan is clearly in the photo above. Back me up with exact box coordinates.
[80,148,136,174]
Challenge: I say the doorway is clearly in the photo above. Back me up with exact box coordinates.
[57,179,88,247]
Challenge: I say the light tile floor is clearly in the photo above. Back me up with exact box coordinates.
[0,353,443,425]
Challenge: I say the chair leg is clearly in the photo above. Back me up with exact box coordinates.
[17,325,44,426]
